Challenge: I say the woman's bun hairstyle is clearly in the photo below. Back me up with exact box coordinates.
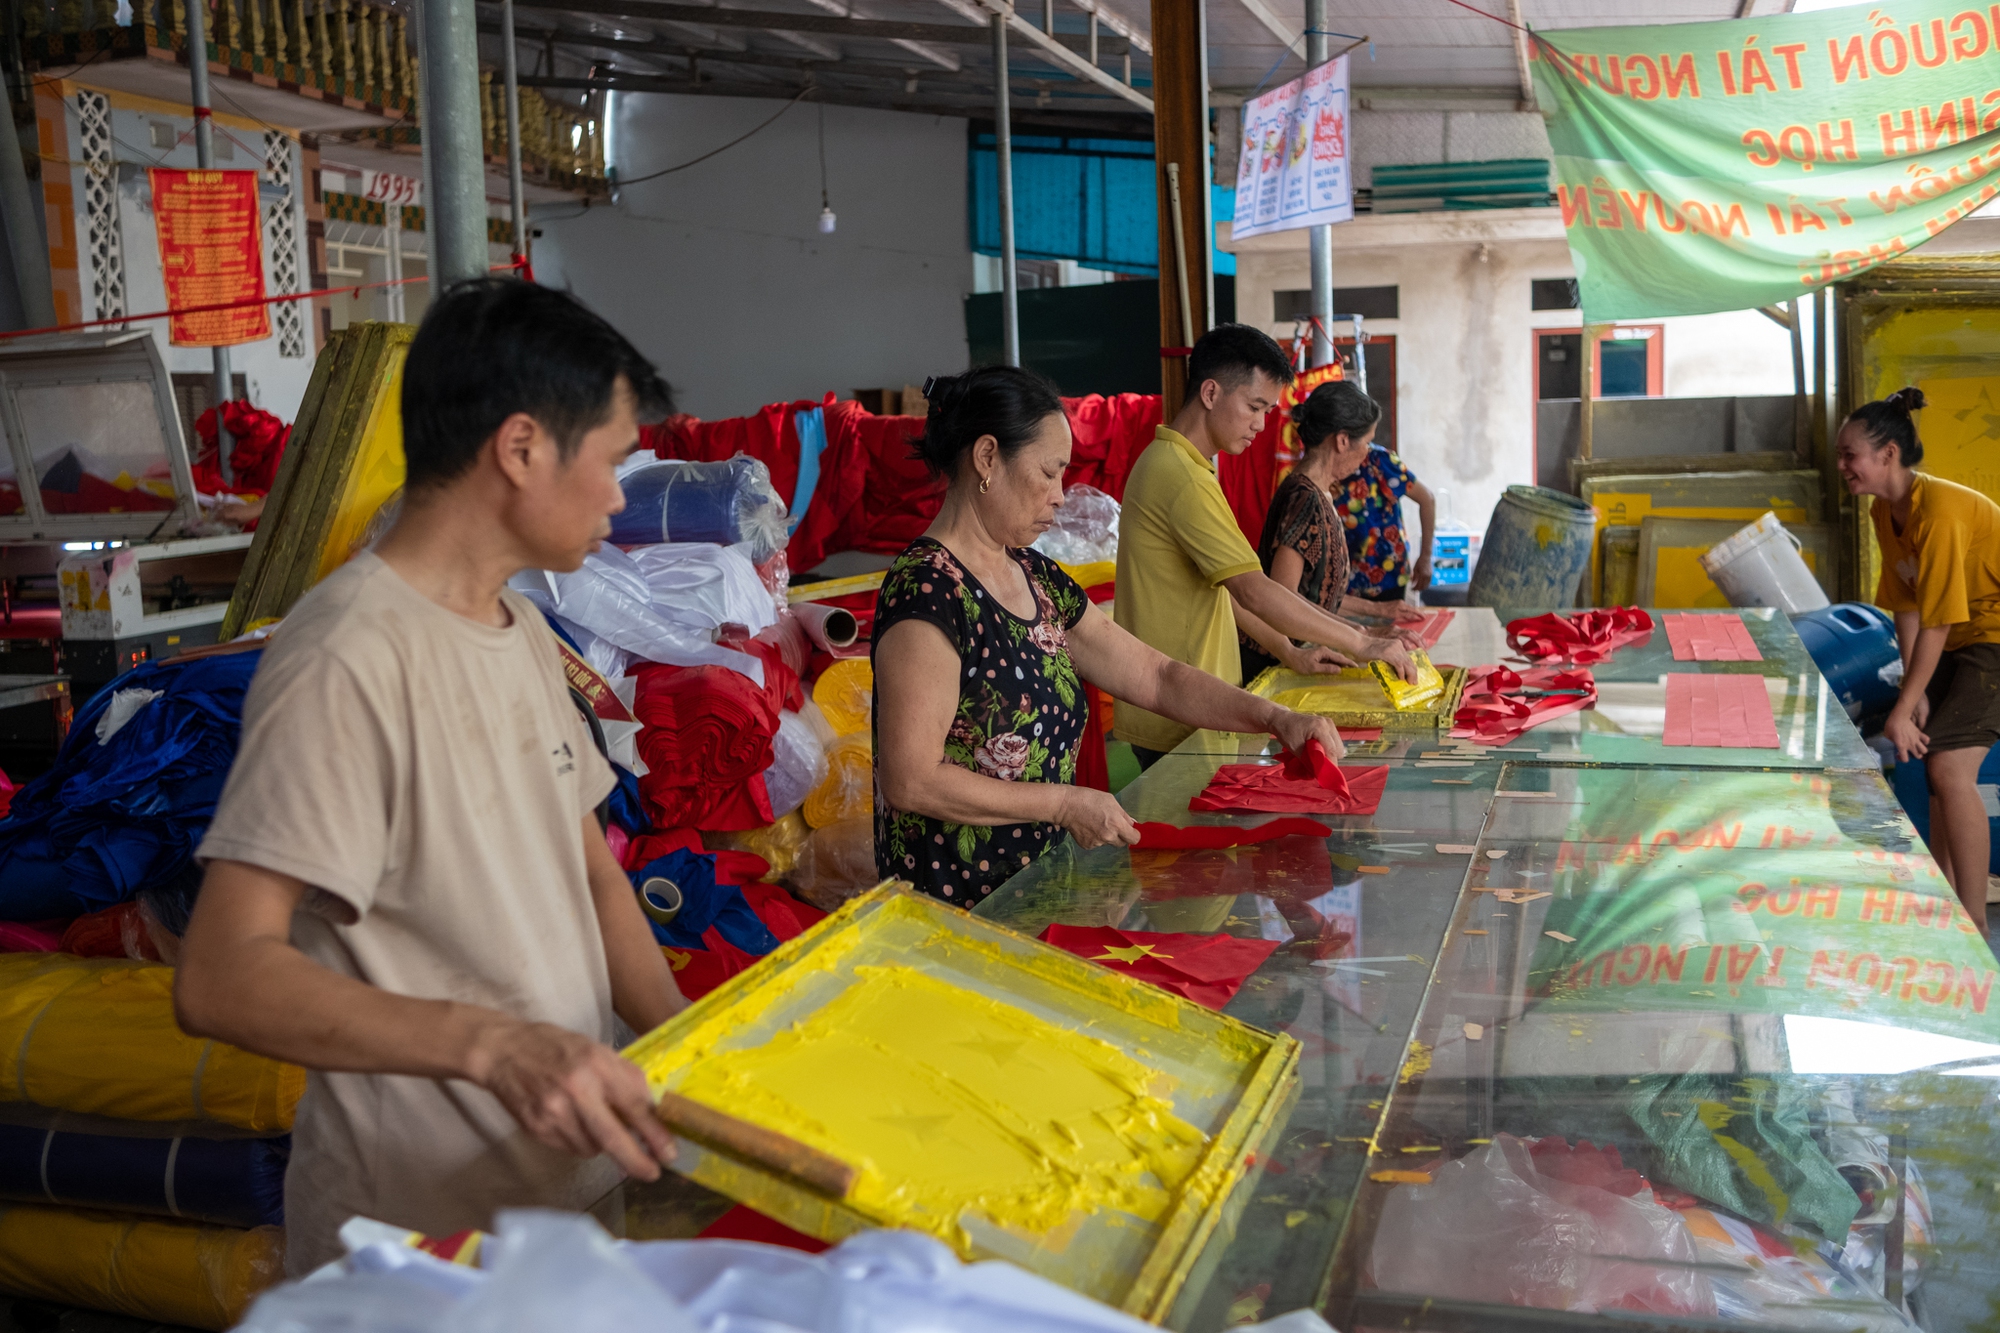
[1292,380,1382,454]
[913,366,1064,480]
[1849,386,1927,467]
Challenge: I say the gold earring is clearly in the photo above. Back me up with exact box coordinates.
[979,474,991,494]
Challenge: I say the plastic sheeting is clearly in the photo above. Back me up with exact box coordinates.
[237,1209,1338,1333]
[0,1203,283,1330]
[1031,484,1121,566]
[0,1125,287,1228]
[531,547,765,687]
[0,650,261,921]
[762,710,829,820]
[628,541,778,637]
[0,954,303,1132]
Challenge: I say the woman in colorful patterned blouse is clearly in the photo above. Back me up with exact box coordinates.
[1241,382,1417,681]
[1339,440,1434,614]
[873,367,1345,906]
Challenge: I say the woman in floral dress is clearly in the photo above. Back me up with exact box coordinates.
[872,367,1345,906]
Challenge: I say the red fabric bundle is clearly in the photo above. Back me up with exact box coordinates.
[1061,393,1164,502]
[1038,925,1281,1009]
[191,401,291,496]
[698,1205,831,1253]
[1451,664,1597,745]
[633,641,799,832]
[660,880,827,1001]
[58,901,160,960]
[1189,741,1388,815]
[1506,607,1653,664]
[1132,816,1331,850]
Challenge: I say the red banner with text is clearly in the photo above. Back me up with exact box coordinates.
[149,169,270,347]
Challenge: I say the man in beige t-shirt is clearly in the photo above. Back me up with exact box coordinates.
[179,278,687,1273]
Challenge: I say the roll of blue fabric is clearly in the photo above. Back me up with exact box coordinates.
[0,1124,287,1228]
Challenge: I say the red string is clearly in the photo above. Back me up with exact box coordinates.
[0,260,530,342]
[1433,0,1532,35]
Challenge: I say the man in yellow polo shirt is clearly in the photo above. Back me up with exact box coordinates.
[1114,324,1414,766]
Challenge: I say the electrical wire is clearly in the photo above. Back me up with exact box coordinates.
[609,85,813,188]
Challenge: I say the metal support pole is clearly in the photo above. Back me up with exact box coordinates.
[1088,11,1097,65]
[1042,0,1052,33]
[1579,324,1599,464]
[1305,0,1333,369]
[185,0,234,484]
[0,101,53,329]
[501,0,528,269]
[992,12,1018,368]
[385,200,406,322]
[1789,296,1809,464]
[419,0,490,286]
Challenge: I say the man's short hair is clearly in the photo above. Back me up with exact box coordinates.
[401,278,674,491]
[1187,323,1294,400]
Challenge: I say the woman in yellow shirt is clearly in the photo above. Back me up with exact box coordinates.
[1838,386,2000,931]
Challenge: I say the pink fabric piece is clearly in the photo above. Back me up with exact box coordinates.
[1663,673,1780,748]
[1133,817,1332,850]
[1189,761,1389,815]
[1662,613,1762,663]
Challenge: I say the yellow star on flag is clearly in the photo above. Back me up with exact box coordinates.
[1093,943,1171,964]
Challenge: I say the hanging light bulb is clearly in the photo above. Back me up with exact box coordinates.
[815,94,836,234]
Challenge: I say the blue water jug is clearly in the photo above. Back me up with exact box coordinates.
[1792,602,1899,721]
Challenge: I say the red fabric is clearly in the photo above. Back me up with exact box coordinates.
[38,473,175,514]
[1414,609,1454,649]
[698,1205,832,1253]
[1506,608,1653,665]
[1529,1136,1648,1198]
[191,401,290,496]
[633,648,798,832]
[0,920,64,953]
[645,390,1291,569]
[1074,684,1113,793]
[1038,925,1281,1010]
[58,902,159,960]
[1663,673,1779,748]
[1336,727,1382,742]
[1129,826,1335,904]
[1280,739,1350,797]
[1189,756,1388,815]
[1661,613,1762,662]
[656,866,828,1002]
[1452,665,1598,745]
[1133,817,1331,850]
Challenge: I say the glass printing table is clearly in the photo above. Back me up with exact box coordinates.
[973,607,2000,1332]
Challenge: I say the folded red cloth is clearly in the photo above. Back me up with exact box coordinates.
[1280,739,1351,796]
[1189,759,1388,815]
[1661,612,1762,662]
[1132,817,1331,850]
[1506,608,1653,664]
[659,877,828,1001]
[1451,664,1597,745]
[698,1204,831,1253]
[1663,672,1780,748]
[634,642,800,832]
[1039,924,1281,1009]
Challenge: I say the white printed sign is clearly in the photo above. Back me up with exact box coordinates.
[362,170,422,205]
[1232,56,1352,241]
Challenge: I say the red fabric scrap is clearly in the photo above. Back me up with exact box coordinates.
[1663,672,1779,748]
[1451,664,1597,745]
[1038,925,1281,1010]
[0,920,64,953]
[59,902,161,960]
[1189,750,1388,815]
[191,401,290,496]
[1075,683,1113,793]
[698,1204,831,1253]
[1506,607,1653,665]
[1661,613,1762,663]
[1132,817,1331,850]
[1414,609,1455,649]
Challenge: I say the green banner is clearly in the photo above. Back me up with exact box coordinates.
[1529,3,2000,320]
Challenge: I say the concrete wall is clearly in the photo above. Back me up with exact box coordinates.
[534,94,973,421]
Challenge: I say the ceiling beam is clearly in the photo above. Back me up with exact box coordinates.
[793,0,959,71]
[502,0,1133,54]
[1233,0,1299,55]
[925,0,1151,111]
[485,21,989,80]
[518,71,1129,118]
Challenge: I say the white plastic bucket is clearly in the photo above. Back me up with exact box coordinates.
[1699,512,1830,613]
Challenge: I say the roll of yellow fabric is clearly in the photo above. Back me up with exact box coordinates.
[803,733,874,829]
[0,1204,284,1330]
[811,658,874,737]
[0,955,304,1132]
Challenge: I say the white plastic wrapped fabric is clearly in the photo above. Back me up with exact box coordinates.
[761,709,829,819]
[545,547,764,687]
[239,1210,1340,1333]
[628,541,779,636]
[1031,485,1121,566]
[554,613,632,682]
